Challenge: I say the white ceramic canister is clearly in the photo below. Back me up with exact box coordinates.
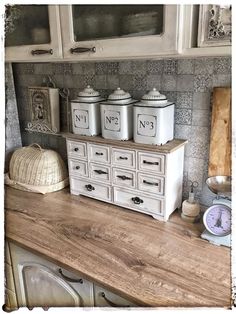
[100,88,137,141]
[133,88,175,145]
[71,86,104,136]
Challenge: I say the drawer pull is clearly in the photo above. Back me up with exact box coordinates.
[58,268,83,284]
[74,147,79,152]
[119,156,128,160]
[85,184,95,191]
[95,152,104,156]
[31,49,53,55]
[143,160,159,165]
[100,292,130,307]
[94,169,108,175]
[143,180,158,186]
[75,166,80,170]
[131,197,144,205]
[70,47,96,54]
[117,175,132,181]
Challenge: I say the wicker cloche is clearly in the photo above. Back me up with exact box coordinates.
[5,143,69,194]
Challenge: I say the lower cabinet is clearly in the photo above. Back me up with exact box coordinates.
[8,242,137,309]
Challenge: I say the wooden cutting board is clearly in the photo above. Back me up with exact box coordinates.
[208,87,231,177]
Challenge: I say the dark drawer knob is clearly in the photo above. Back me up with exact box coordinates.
[94,169,108,175]
[74,147,79,152]
[143,180,158,186]
[119,156,128,160]
[95,152,103,156]
[85,184,95,192]
[70,47,96,54]
[131,197,144,205]
[75,166,80,170]
[58,268,83,283]
[100,292,130,307]
[143,160,159,165]
[117,175,132,181]
[31,49,53,55]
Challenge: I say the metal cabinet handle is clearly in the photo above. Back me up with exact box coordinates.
[95,152,104,156]
[70,47,96,54]
[74,147,79,152]
[100,292,130,308]
[131,197,144,205]
[75,166,80,170]
[85,184,95,191]
[143,160,159,165]
[31,49,53,55]
[58,268,83,283]
[143,180,158,186]
[119,156,128,160]
[94,169,108,175]
[117,175,132,181]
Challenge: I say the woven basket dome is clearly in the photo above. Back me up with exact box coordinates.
[5,144,69,194]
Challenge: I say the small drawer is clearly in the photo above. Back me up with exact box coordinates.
[70,177,111,202]
[90,163,110,183]
[68,159,88,177]
[138,173,164,195]
[67,140,87,159]
[138,152,165,174]
[88,144,110,164]
[112,168,136,189]
[112,148,136,169]
[113,187,164,216]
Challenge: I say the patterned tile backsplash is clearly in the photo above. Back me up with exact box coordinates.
[12,56,231,207]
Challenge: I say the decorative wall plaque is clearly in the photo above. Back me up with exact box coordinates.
[198,5,231,47]
[26,87,60,134]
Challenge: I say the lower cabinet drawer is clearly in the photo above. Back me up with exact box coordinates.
[113,187,164,217]
[68,159,88,177]
[137,173,164,195]
[89,162,111,183]
[70,177,112,202]
[94,285,136,307]
[112,168,136,189]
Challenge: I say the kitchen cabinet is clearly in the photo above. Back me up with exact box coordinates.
[8,241,136,309]
[9,242,94,308]
[66,135,186,221]
[60,5,180,60]
[5,5,62,62]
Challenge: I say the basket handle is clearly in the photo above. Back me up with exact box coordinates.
[29,143,43,151]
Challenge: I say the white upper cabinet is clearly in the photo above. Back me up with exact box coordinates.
[59,5,180,60]
[5,5,63,62]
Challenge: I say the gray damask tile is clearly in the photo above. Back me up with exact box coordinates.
[193,92,211,109]
[119,61,133,74]
[107,62,119,74]
[132,61,147,75]
[189,126,210,159]
[177,59,194,74]
[95,62,108,74]
[119,74,134,90]
[63,63,73,75]
[176,92,193,108]
[13,63,34,75]
[212,74,231,87]
[214,57,231,74]
[187,157,205,190]
[177,75,194,91]
[146,75,161,90]
[34,63,53,75]
[84,74,96,87]
[146,60,163,74]
[52,63,65,75]
[72,63,84,75]
[192,109,211,127]
[163,59,177,74]
[174,124,192,140]
[83,62,95,75]
[106,75,119,89]
[194,58,214,74]
[17,74,45,87]
[131,90,146,100]
[162,91,177,103]
[52,75,64,88]
[175,109,192,125]
[95,75,107,89]
[194,74,212,92]
[133,74,147,91]
[161,75,177,91]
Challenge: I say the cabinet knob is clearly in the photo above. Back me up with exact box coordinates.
[58,268,83,283]
[143,160,159,165]
[70,47,96,54]
[143,180,158,186]
[95,152,103,156]
[74,147,79,152]
[117,175,132,181]
[85,184,95,192]
[119,156,128,160]
[100,292,130,307]
[75,166,80,170]
[31,49,53,55]
[131,197,144,205]
[94,169,108,175]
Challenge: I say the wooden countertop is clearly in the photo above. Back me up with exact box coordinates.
[62,133,187,154]
[5,187,231,308]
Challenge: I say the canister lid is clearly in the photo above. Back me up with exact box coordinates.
[107,87,133,104]
[140,88,168,106]
[76,86,103,103]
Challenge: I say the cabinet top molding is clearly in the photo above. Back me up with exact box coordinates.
[5,187,231,307]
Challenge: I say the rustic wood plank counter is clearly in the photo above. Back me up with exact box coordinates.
[5,187,231,308]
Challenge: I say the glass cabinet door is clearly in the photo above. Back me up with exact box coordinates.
[5,5,51,47]
[72,5,164,42]
[5,5,62,62]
